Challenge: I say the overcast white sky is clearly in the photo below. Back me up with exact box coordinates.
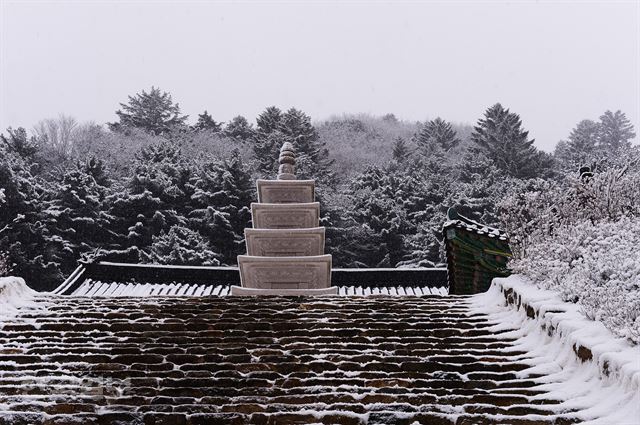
[1,1,638,151]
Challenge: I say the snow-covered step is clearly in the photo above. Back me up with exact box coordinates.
[0,294,593,423]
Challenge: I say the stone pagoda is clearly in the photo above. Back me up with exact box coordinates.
[231,143,336,296]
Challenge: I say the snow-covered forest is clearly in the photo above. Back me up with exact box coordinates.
[1,87,638,323]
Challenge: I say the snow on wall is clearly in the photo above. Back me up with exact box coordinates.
[0,277,41,318]
[471,275,640,425]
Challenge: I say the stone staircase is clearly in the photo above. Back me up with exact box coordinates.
[0,294,583,425]
[233,142,335,296]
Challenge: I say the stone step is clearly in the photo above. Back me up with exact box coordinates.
[0,412,582,425]
[0,320,499,333]
[0,296,583,423]
[0,348,518,364]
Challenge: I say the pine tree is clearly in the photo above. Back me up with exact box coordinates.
[252,107,335,181]
[253,107,285,176]
[0,146,61,289]
[555,119,600,168]
[224,116,254,141]
[278,108,335,183]
[455,153,512,224]
[147,225,221,266]
[256,106,283,134]
[130,142,194,205]
[82,157,112,188]
[348,175,407,267]
[253,132,283,177]
[193,110,222,133]
[0,250,9,277]
[392,137,410,162]
[471,103,549,179]
[187,207,237,265]
[44,161,115,271]
[1,127,39,161]
[108,142,195,252]
[598,110,636,153]
[109,86,188,135]
[190,150,254,262]
[382,113,399,123]
[416,117,460,154]
[345,163,440,267]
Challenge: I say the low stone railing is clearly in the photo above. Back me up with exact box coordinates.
[485,275,640,394]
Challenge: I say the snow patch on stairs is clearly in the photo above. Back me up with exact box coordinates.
[470,275,640,425]
[0,277,40,318]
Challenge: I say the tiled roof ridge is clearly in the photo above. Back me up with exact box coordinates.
[443,208,509,241]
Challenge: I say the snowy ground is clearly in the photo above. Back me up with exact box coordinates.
[471,275,640,425]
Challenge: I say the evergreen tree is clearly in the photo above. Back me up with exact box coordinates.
[190,150,254,263]
[344,162,445,267]
[253,132,283,177]
[187,207,237,265]
[598,110,636,153]
[555,119,600,168]
[1,127,39,161]
[455,148,512,224]
[0,250,9,277]
[147,225,221,266]
[82,157,112,188]
[278,108,335,183]
[416,117,460,154]
[382,113,399,123]
[347,165,408,267]
[252,107,335,181]
[392,137,410,162]
[400,155,457,266]
[193,110,222,133]
[109,87,188,135]
[108,142,195,251]
[0,146,61,289]
[256,106,283,134]
[44,161,116,271]
[130,142,194,205]
[253,106,285,176]
[224,116,254,141]
[471,103,549,179]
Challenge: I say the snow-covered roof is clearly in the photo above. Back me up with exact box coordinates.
[443,208,509,241]
[443,219,508,240]
[65,280,448,297]
[53,261,450,297]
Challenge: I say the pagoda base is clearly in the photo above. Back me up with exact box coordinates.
[230,286,338,296]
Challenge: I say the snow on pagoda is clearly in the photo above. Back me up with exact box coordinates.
[232,142,336,295]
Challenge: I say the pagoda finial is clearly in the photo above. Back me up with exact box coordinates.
[277,142,296,180]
